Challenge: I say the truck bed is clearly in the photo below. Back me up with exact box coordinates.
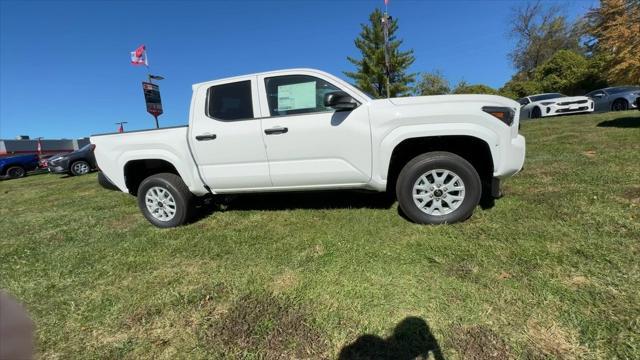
[90,126,208,195]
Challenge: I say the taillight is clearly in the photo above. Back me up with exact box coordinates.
[482,106,515,126]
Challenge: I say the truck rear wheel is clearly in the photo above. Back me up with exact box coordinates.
[137,173,194,228]
[396,152,481,224]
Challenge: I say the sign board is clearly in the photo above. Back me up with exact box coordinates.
[142,82,163,117]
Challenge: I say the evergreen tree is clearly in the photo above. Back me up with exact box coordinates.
[344,8,416,98]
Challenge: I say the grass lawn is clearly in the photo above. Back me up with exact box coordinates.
[1,111,639,359]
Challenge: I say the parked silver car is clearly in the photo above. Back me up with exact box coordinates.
[586,86,640,112]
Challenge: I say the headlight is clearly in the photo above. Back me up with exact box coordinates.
[540,101,555,105]
[482,106,515,126]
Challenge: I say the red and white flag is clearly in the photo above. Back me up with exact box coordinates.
[130,45,148,66]
[36,138,42,154]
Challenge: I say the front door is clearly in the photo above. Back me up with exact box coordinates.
[258,74,372,188]
[189,77,271,191]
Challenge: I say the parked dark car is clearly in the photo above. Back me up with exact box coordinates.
[586,86,640,112]
[47,144,97,176]
[0,154,39,179]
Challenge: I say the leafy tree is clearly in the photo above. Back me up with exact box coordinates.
[584,0,640,84]
[508,1,582,77]
[500,73,543,99]
[345,8,416,98]
[534,50,590,94]
[452,81,500,95]
[501,51,609,97]
[414,71,450,96]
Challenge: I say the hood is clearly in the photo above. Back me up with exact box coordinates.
[48,153,67,161]
[387,94,519,109]
[534,96,589,103]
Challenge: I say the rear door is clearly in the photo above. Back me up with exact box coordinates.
[189,77,271,191]
[257,72,372,187]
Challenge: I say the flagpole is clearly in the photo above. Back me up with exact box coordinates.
[145,46,152,84]
[382,8,391,98]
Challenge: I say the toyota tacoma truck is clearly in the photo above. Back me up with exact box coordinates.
[91,69,525,228]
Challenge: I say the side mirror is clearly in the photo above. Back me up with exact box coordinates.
[324,91,358,111]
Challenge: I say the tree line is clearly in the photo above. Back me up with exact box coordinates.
[345,0,640,99]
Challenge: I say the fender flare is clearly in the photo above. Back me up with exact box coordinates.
[116,150,198,194]
[376,123,500,182]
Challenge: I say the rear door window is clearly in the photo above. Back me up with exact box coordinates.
[206,80,254,121]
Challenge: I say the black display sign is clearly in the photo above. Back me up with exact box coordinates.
[142,81,163,117]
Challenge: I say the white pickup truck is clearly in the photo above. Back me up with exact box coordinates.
[91,69,525,228]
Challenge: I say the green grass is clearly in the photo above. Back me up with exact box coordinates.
[1,111,639,359]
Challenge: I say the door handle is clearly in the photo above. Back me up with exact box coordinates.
[195,134,217,141]
[264,126,288,135]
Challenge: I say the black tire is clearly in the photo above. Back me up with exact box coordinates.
[531,107,542,119]
[5,166,26,179]
[395,152,482,224]
[97,172,119,191]
[611,99,628,111]
[70,160,91,176]
[137,173,194,228]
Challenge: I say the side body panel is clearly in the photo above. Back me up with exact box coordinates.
[91,127,209,196]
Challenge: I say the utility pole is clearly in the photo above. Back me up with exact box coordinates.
[381,8,392,98]
[115,122,128,133]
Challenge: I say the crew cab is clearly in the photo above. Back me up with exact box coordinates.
[91,69,525,227]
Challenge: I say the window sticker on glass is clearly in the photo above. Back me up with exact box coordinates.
[277,81,316,111]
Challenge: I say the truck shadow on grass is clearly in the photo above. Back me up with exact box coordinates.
[597,115,640,128]
[339,316,445,360]
[191,188,496,223]
[210,190,395,212]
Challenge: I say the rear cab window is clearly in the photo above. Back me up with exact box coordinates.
[206,80,254,121]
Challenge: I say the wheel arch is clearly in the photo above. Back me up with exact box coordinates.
[123,158,182,196]
[611,97,629,110]
[383,134,495,198]
[2,163,25,176]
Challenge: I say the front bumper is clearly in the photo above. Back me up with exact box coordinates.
[541,100,594,116]
[48,166,68,174]
[47,159,70,173]
[495,134,526,179]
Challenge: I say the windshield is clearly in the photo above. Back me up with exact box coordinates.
[607,86,640,94]
[530,93,565,102]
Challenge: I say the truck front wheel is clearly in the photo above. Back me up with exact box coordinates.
[396,152,481,224]
[137,173,194,228]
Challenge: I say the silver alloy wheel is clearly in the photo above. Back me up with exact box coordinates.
[73,162,90,175]
[412,169,466,216]
[145,186,177,221]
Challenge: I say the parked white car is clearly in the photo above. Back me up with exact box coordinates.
[518,93,594,119]
[91,69,525,227]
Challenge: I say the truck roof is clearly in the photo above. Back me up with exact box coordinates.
[192,68,332,89]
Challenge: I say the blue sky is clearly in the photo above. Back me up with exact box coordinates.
[0,0,596,139]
